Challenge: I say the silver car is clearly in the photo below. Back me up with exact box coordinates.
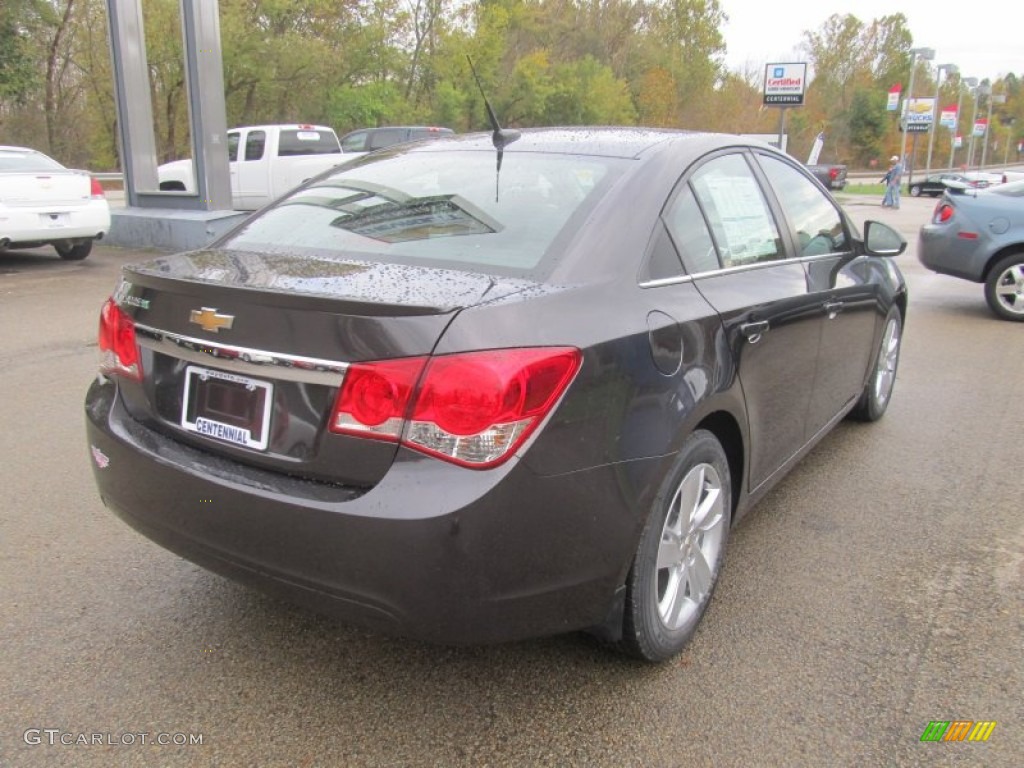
[918,180,1024,321]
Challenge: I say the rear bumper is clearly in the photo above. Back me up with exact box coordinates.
[0,200,110,245]
[917,225,987,282]
[85,377,649,645]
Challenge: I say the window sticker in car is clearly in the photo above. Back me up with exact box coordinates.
[702,175,778,263]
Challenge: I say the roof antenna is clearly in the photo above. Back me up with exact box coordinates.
[466,55,520,201]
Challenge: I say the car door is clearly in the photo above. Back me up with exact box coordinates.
[236,129,269,209]
[665,152,822,490]
[755,153,878,437]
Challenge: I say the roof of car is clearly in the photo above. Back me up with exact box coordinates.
[408,126,738,159]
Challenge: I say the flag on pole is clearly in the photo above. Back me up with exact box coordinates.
[887,84,901,111]
[939,105,958,129]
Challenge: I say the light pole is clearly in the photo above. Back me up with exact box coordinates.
[968,83,989,169]
[899,46,935,186]
[952,76,978,168]
[926,63,957,174]
[981,93,1006,167]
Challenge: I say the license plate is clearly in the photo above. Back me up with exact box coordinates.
[41,212,69,228]
[181,365,272,450]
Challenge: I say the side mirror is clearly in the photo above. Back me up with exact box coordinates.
[863,220,906,257]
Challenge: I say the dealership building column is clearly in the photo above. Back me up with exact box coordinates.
[104,0,244,249]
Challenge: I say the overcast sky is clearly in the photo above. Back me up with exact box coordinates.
[718,0,1024,85]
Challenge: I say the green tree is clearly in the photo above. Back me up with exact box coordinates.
[847,88,888,166]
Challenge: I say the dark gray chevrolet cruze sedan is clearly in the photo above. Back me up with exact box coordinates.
[85,128,908,662]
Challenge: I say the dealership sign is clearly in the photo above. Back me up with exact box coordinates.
[973,118,988,137]
[763,63,807,106]
[903,97,936,133]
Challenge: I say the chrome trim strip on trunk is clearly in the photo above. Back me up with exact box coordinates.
[134,324,348,386]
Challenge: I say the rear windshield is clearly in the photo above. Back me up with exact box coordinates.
[223,150,625,274]
[276,129,341,157]
[0,151,66,172]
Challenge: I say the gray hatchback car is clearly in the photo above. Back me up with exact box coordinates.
[918,180,1024,321]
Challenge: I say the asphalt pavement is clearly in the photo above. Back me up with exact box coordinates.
[1,194,1021,767]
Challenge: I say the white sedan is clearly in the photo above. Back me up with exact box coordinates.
[0,145,111,260]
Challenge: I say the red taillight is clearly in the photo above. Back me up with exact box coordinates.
[98,298,142,380]
[829,167,839,180]
[934,203,954,224]
[330,357,426,441]
[90,177,105,198]
[329,347,582,468]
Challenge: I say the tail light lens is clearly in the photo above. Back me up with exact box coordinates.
[330,357,426,441]
[330,347,582,468]
[829,167,839,180]
[934,202,954,224]
[89,177,105,198]
[98,298,142,380]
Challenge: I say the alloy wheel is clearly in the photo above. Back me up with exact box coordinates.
[654,462,727,630]
[873,316,900,408]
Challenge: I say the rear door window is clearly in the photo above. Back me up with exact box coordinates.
[689,154,784,268]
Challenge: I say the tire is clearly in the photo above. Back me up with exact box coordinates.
[910,185,922,197]
[983,253,1024,322]
[55,239,93,260]
[619,430,731,662]
[851,306,902,422]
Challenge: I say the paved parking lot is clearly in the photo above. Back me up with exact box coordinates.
[1,195,1021,767]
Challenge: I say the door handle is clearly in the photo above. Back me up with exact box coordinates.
[822,300,844,318]
[740,320,770,343]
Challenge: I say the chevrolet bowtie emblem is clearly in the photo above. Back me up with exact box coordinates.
[189,307,235,333]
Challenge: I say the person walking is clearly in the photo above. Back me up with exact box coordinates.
[881,155,903,208]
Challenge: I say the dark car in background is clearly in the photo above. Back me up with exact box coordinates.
[85,128,908,662]
[918,180,1024,321]
[908,172,988,197]
[340,126,454,156]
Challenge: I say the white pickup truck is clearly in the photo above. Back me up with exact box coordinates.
[157,124,346,210]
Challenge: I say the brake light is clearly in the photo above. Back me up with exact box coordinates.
[829,167,839,180]
[330,348,582,468]
[97,298,142,380]
[934,203,954,224]
[90,177,105,198]
[330,357,426,441]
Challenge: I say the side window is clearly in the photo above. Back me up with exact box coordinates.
[643,223,686,281]
[367,128,407,150]
[227,132,240,162]
[244,131,266,161]
[341,132,367,152]
[690,154,784,268]
[663,184,719,274]
[758,154,848,257]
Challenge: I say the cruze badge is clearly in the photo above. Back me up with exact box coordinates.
[189,307,235,333]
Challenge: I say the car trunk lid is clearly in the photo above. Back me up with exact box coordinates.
[112,249,534,487]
